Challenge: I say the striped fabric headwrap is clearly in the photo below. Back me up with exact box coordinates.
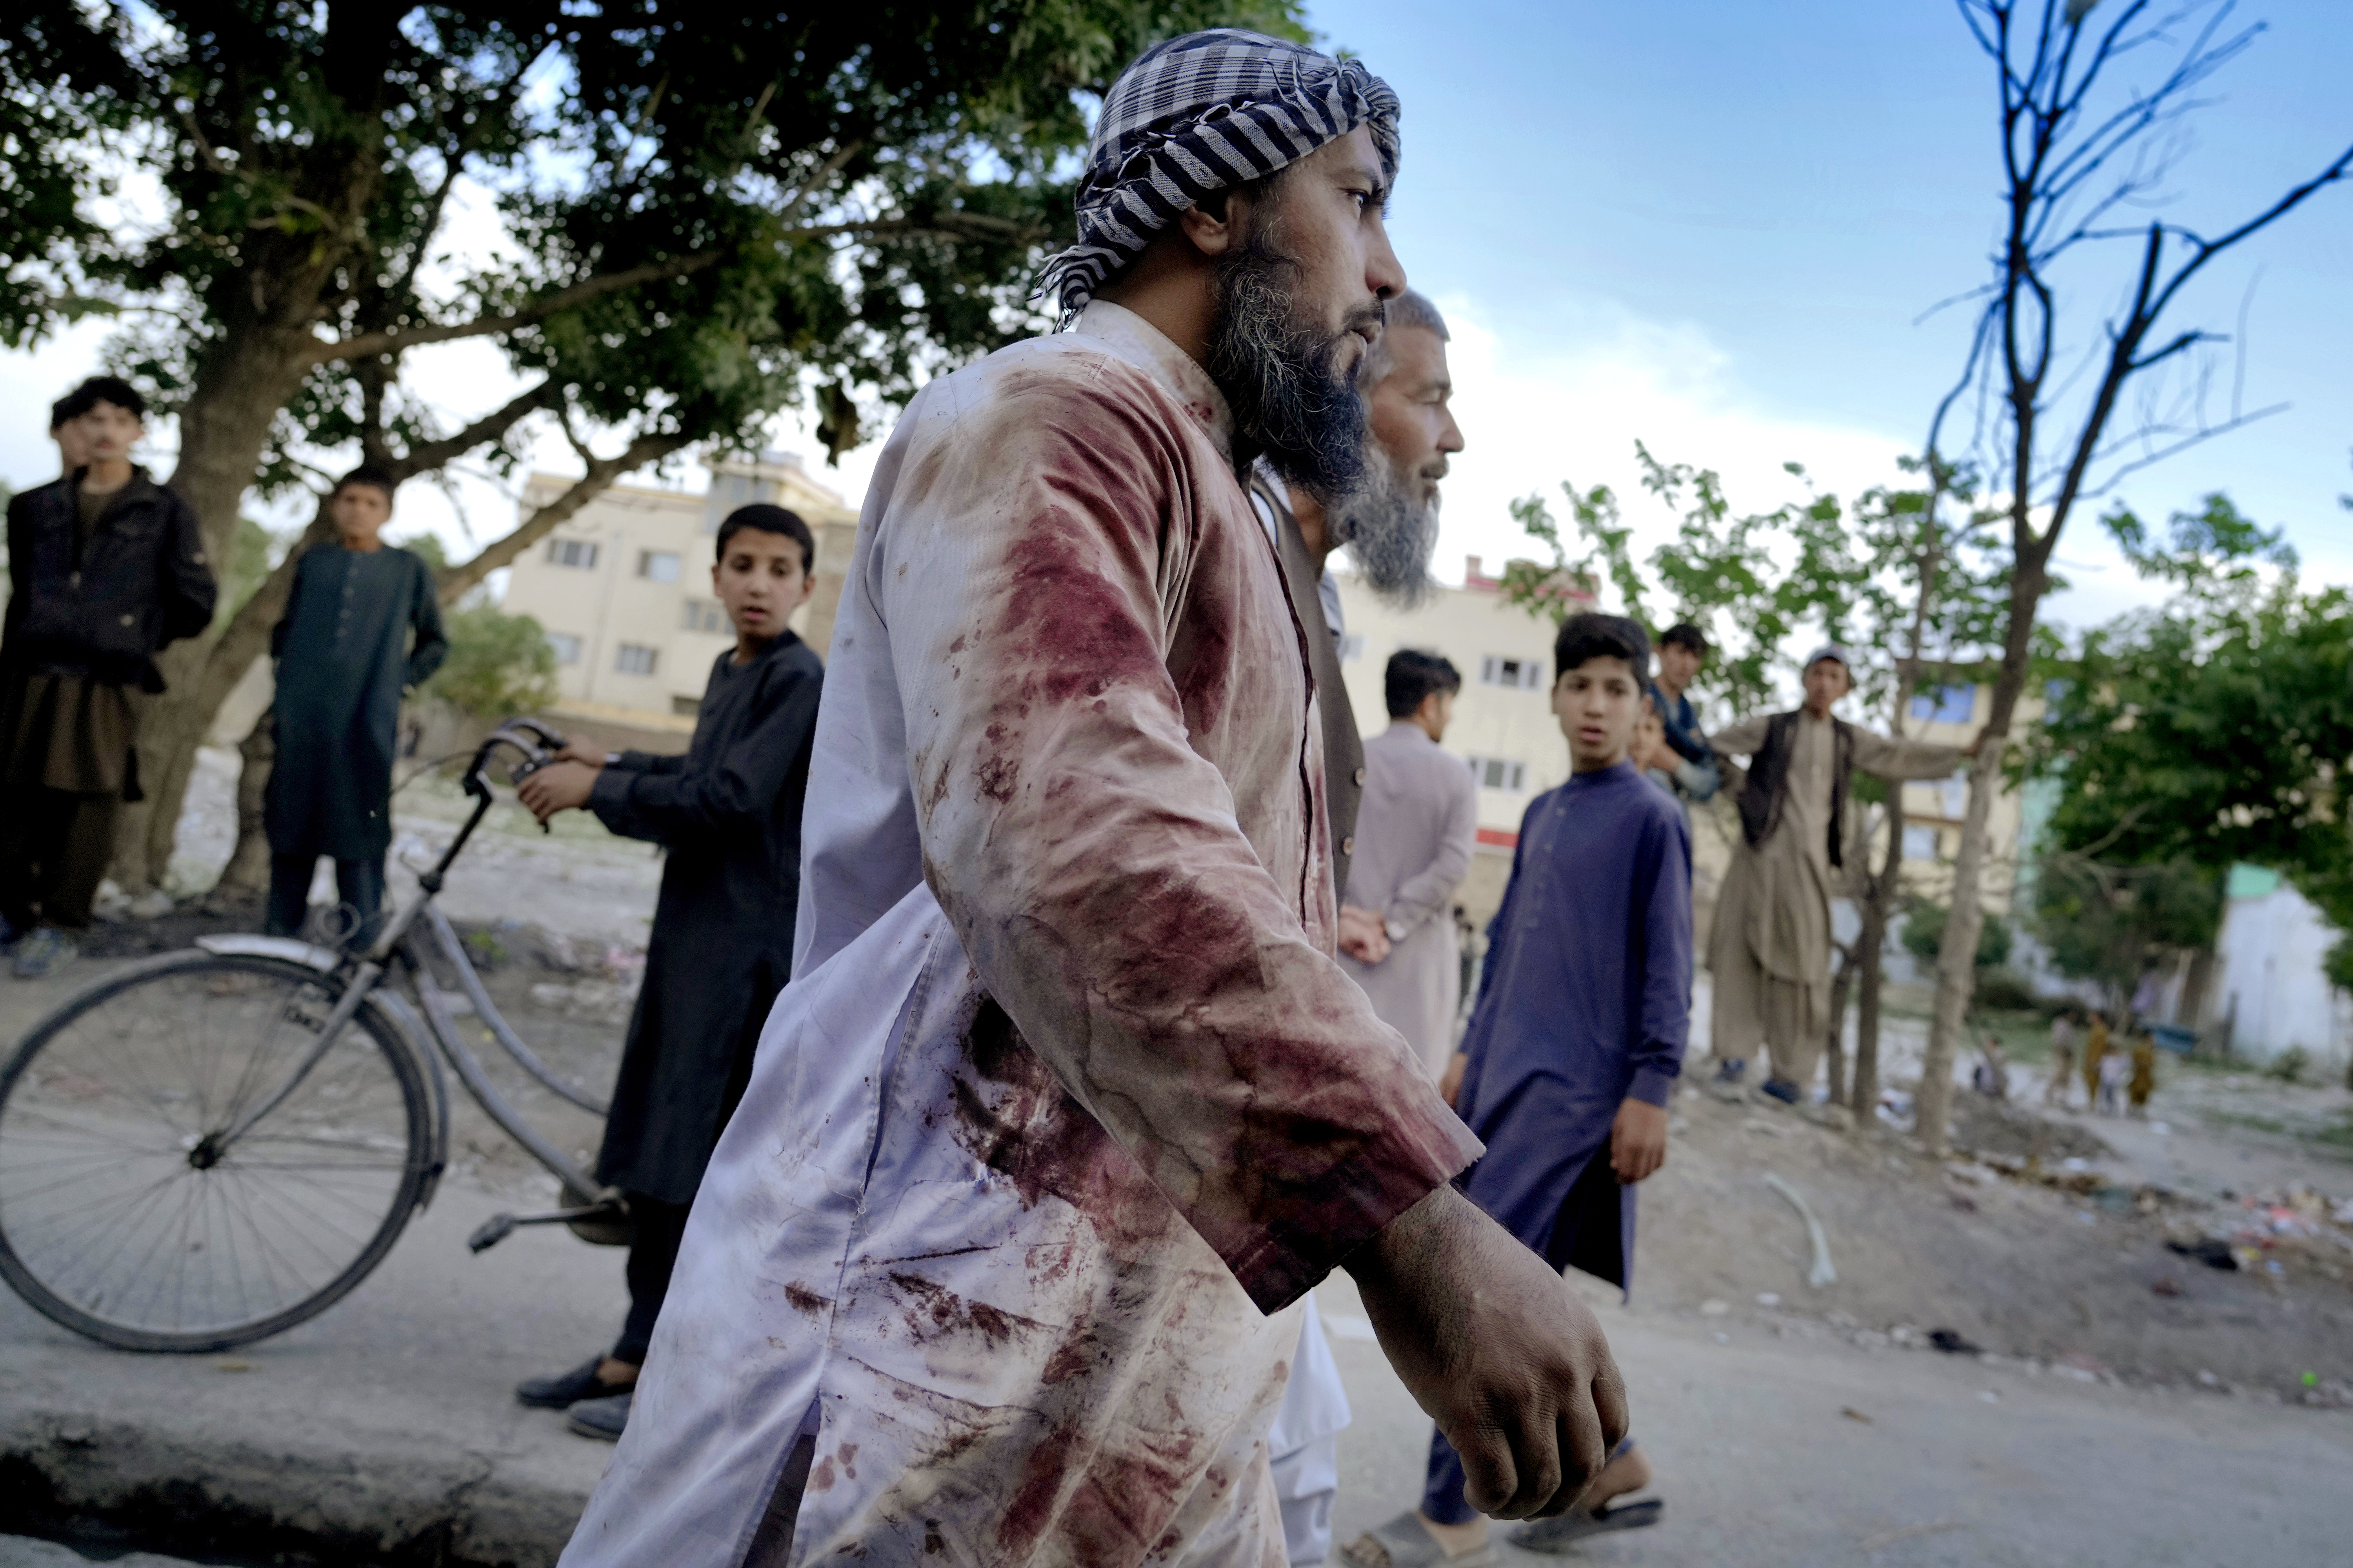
[1032,29,1400,322]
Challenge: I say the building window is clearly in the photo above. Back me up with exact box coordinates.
[615,644,659,676]
[545,632,582,665]
[638,550,681,583]
[679,599,727,633]
[1479,655,1544,691]
[1901,825,1939,861]
[1337,633,1366,663]
[1938,778,1968,819]
[1908,684,1975,724]
[1464,756,1527,792]
[671,695,702,718]
[546,539,598,570]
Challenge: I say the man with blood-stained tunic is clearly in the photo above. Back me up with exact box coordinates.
[558,29,1628,1568]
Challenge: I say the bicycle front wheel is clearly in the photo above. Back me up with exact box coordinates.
[0,952,432,1352]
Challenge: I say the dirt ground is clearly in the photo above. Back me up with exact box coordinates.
[1638,1051,2353,1406]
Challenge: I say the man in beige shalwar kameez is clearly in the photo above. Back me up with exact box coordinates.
[1706,647,1975,1104]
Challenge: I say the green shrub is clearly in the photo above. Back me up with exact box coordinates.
[423,604,559,719]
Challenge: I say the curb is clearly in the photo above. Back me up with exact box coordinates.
[1,1409,589,1568]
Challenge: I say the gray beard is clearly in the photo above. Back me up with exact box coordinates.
[1333,457,1440,609]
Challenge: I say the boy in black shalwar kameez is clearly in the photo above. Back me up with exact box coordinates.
[512,504,824,1440]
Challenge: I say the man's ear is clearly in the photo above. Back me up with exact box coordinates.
[1176,194,1247,259]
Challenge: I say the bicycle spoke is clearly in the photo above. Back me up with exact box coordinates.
[0,956,426,1345]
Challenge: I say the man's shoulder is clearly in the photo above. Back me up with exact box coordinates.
[773,633,826,683]
[934,332,1198,446]
[6,477,69,520]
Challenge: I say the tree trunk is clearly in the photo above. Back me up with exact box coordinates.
[2178,944,2216,1028]
[110,331,321,892]
[1850,793,1904,1123]
[213,703,277,903]
[1824,942,1855,1108]
[1918,561,2046,1156]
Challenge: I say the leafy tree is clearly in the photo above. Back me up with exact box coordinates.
[2025,852,2222,1018]
[1907,0,2353,1157]
[3,0,1305,890]
[422,605,560,719]
[2026,492,2353,1005]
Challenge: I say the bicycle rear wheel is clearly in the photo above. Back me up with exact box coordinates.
[0,952,432,1352]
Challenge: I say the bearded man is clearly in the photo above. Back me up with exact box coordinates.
[558,31,1625,1568]
[1707,647,1976,1107]
[1249,288,1464,1564]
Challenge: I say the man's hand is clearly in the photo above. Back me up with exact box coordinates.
[1609,1098,1668,1183]
[552,741,607,767]
[1439,1051,1468,1108]
[1337,905,1391,964]
[517,759,600,825]
[1344,1185,1629,1519]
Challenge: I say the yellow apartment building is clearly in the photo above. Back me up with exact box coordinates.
[500,451,860,739]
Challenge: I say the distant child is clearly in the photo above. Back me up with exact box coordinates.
[1349,613,1686,1566]
[2045,1011,2079,1108]
[511,504,824,1442]
[2128,1033,2157,1118]
[2082,1011,2111,1108]
[1972,1034,2009,1099]
[2097,1047,2127,1116]
[263,467,447,946]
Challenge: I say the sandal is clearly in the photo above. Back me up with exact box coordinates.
[1508,1498,1664,1553]
[1338,1511,1498,1568]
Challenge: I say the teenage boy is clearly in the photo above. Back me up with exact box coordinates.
[0,376,216,977]
[1340,648,1479,1080]
[511,503,824,1441]
[1648,621,1718,804]
[1348,613,1686,1568]
[263,467,447,945]
[1706,647,1972,1102]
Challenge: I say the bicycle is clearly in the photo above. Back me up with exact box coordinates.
[0,719,635,1353]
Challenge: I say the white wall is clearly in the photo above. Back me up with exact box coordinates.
[2213,880,2350,1069]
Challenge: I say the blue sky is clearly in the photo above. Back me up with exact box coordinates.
[2,0,2345,649]
[1316,0,2353,630]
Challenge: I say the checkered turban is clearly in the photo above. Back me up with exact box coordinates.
[1032,29,1401,320]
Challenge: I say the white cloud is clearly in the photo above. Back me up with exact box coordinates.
[1426,291,1915,591]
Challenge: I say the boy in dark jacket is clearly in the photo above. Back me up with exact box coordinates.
[0,377,216,977]
[511,503,825,1440]
[263,467,447,946]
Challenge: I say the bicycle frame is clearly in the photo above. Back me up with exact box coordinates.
[198,719,620,1225]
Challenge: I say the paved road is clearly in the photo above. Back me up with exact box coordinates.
[5,1158,2348,1566]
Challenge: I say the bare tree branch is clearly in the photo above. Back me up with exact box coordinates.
[433,427,693,602]
[389,381,562,482]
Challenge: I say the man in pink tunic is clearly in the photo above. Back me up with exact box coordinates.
[560,32,1627,1567]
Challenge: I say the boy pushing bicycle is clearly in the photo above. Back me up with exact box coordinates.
[510,505,824,1439]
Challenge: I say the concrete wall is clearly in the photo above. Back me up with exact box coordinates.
[2211,869,2350,1069]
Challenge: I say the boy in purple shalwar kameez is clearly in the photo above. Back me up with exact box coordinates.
[1366,614,1688,1566]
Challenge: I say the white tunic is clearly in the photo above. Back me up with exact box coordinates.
[560,303,1477,1568]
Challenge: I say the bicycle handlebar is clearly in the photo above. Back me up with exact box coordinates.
[416,718,572,892]
[461,718,569,802]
